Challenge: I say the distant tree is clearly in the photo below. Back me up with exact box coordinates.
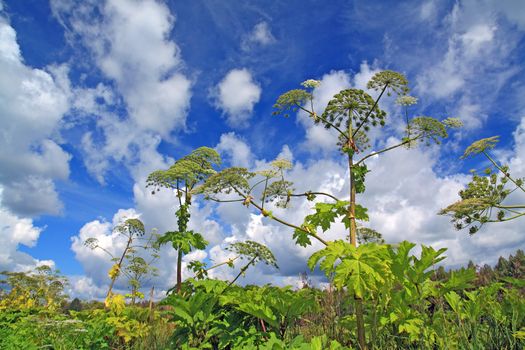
[440,136,525,234]
[495,255,512,278]
[432,265,448,281]
[67,297,83,312]
[147,147,220,294]
[0,265,68,311]
[476,264,496,287]
[510,249,525,277]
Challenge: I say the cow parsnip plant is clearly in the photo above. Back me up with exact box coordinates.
[198,70,461,349]
[440,136,525,234]
[147,147,220,294]
[84,217,159,304]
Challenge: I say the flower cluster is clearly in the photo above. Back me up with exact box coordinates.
[395,95,418,106]
[301,79,321,89]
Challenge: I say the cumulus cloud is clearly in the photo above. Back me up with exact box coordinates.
[212,68,261,128]
[0,189,55,272]
[216,132,253,168]
[415,0,525,130]
[50,0,191,184]
[241,21,276,50]
[0,16,71,216]
[51,0,191,136]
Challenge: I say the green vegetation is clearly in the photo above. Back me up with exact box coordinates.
[1,70,524,349]
[1,251,524,349]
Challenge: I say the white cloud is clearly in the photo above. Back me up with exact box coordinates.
[353,61,381,90]
[216,132,253,167]
[0,16,71,216]
[70,179,226,297]
[50,0,192,185]
[241,21,276,50]
[213,68,261,128]
[66,275,106,300]
[51,0,191,136]
[297,70,350,153]
[70,116,525,293]
[0,189,55,272]
[454,98,485,130]
[419,1,437,21]
[2,177,63,216]
[415,0,523,130]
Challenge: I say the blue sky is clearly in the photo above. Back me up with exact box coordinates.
[1,0,525,299]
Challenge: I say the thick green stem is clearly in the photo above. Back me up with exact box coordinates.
[206,256,240,271]
[176,249,183,294]
[355,297,367,349]
[349,156,357,247]
[348,123,367,349]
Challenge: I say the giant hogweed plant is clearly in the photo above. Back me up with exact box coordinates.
[440,135,525,234]
[197,70,461,349]
[84,218,160,305]
[147,147,221,294]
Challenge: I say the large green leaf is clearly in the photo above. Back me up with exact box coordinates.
[309,241,391,298]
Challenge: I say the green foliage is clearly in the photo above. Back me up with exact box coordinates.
[351,164,368,193]
[308,242,391,298]
[188,260,209,280]
[295,201,368,247]
[0,266,67,311]
[158,230,207,254]
[164,290,221,348]
[1,249,524,349]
